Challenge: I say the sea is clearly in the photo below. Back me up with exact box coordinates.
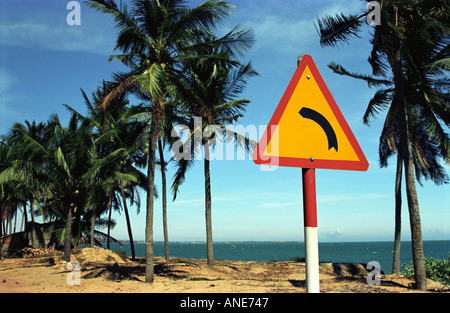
[109,240,449,274]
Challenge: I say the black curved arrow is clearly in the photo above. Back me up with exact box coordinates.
[299,107,338,152]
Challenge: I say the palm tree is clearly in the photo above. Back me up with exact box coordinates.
[1,121,52,249]
[328,61,449,273]
[68,84,149,259]
[171,47,258,268]
[45,113,94,261]
[316,0,449,289]
[1,115,93,261]
[86,0,252,282]
[159,101,191,261]
[0,138,13,258]
[132,90,176,261]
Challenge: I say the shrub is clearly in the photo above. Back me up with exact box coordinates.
[401,255,450,286]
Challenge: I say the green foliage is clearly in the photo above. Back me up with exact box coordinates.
[402,256,450,286]
[1,1,256,270]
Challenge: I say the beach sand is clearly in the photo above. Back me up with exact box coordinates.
[0,248,448,293]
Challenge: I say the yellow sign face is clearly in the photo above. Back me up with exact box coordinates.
[253,55,369,171]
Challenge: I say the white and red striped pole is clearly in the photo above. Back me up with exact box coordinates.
[302,168,320,293]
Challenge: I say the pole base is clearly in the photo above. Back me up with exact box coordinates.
[304,226,320,293]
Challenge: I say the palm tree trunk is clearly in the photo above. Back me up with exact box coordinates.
[8,213,12,236]
[104,192,113,249]
[158,138,169,261]
[392,153,403,274]
[5,214,8,236]
[204,145,214,268]
[13,208,17,234]
[403,146,427,290]
[0,205,3,260]
[120,181,135,260]
[107,200,112,250]
[393,44,427,291]
[20,206,25,233]
[90,210,95,248]
[64,206,73,262]
[73,207,81,248]
[23,203,29,246]
[30,201,37,248]
[145,113,158,283]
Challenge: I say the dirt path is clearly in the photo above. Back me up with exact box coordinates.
[0,248,448,293]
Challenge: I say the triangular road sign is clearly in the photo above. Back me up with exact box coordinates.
[253,55,369,171]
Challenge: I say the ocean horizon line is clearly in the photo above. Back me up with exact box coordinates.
[109,239,449,245]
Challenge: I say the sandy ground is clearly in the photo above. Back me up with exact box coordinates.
[0,248,448,294]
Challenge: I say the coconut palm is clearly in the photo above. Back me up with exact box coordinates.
[0,138,14,258]
[1,131,54,254]
[170,47,258,268]
[1,115,93,260]
[86,0,252,282]
[328,61,449,273]
[158,100,191,261]
[130,89,177,261]
[42,113,95,261]
[67,84,149,259]
[1,120,53,249]
[316,0,449,289]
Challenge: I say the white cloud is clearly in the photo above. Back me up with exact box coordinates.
[0,68,14,92]
[0,21,115,55]
[239,0,364,55]
[0,68,20,121]
[318,193,389,203]
[324,228,343,237]
[248,15,317,47]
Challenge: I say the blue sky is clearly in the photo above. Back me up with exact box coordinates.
[0,0,448,243]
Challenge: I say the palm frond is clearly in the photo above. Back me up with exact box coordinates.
[170,133,200,201]
[368,25,391,77]
[224,127,257,154]
[85,0,134,29]
[116,172,139,184]
[315,12,365,47]
[170,156,196,202]
[210,26,255,58]
[224,61,260,100]
[63,104,86,120]
[115,25,154,56]
[80,88,96,113]
[56,147,72,181]
[328,62,393,87]
[173,0,234,32]
[134,63,167,101]
[93,229,123,246]
[363,88,395,125]
[100,71,139,109]
[378,105,399,168]
[94,128,120,146]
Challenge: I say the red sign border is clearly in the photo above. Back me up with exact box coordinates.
[252,55,369,171]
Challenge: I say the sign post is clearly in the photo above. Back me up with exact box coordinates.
[302,168,319,293]
[253,55,369,293]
